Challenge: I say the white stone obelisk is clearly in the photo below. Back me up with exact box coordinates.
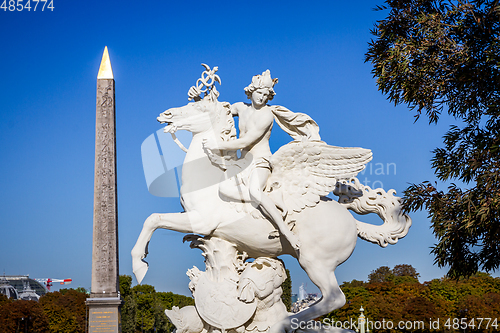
[86,46,122,333]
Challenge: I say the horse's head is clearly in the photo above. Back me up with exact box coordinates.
[158,98,236,141]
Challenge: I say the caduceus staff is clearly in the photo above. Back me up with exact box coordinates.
[187,63,221,101]
[167,64,222,153]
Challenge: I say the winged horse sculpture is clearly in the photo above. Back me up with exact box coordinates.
[132,64,411,333]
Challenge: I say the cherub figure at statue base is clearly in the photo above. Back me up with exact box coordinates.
[132,64,412,333]
[165,236,289,333]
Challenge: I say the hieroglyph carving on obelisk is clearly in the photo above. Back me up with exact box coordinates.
[86,46,122,333]
[92,45,119,296]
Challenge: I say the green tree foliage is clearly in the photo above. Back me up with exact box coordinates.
[74,287,89,294]
[121,294,137,333]
[155,291,195,333]
[39,288,87,333]
[0,293,12,307]
[281,268,292,311]
[0,278,197,333]
[156,291,195,310]
[119,275,137,333]
[132,284,157,332]
[341,279,365,288]
[324,265,500,332]
[368,265,393,283]
[59,287,87,295]
[118,271,290,332]
[120,274,132,298]
[0,288,88,333]
[366,0,500,278]
[119,275,195,333]
[0,299,49,333]
[393,264,420,280]
[403,296,438,324]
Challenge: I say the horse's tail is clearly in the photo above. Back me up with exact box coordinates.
[334,178,412,247]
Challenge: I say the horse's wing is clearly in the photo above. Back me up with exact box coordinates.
[267,141,372,213]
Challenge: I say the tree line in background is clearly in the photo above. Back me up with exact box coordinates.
[0,266,498,332]
[323,264,500,332]
[0,287,88,333]
[0,271,291,333]
[0,276,196,333]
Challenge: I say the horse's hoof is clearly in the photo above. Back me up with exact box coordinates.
[133,259,149,284]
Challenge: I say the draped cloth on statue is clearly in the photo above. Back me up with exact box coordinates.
[270,105,321,141]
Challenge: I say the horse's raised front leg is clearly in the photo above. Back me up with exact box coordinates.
[131,211,210,284]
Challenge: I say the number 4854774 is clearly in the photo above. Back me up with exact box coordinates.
[1,0,54,11]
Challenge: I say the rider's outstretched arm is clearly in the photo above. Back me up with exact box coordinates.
[207,110,273,152]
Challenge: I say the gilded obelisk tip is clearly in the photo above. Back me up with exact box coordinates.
[97,46,114,79]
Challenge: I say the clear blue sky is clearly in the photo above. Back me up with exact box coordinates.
[1,0,495,296]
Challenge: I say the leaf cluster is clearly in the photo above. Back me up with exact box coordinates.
[0,299,49,332]
[119,275,195,333]
[0,287,88,333]
[281,268,293,311]
[368,264,421,283]
[39,289,87,333]
[366,0,500,122]
[366,0,500,278]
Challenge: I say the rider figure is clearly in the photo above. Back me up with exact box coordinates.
[203,70,301,251]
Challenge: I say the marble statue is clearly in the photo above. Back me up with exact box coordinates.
[132,64,412,333]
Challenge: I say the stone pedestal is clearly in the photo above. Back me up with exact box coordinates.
[86,297,122,333]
